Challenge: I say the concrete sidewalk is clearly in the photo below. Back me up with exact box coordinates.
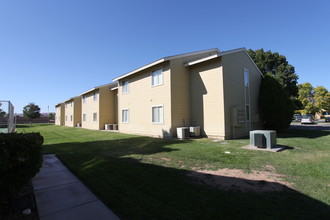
[32,154,119,220]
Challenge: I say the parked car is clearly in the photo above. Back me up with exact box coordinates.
[292,114,302,122]
[301,115,314,124]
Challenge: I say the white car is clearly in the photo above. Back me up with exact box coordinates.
[301,115,314,124]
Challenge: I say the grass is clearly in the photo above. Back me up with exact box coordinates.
[18,124,330,219]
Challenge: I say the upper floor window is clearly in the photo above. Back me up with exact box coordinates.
[122,80,129,94]
[151,69,163,86]
[244,68,249,87]
[93,92,98,101]
[83,96,86,104]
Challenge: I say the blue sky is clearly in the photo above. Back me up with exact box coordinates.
[0,0,329,113]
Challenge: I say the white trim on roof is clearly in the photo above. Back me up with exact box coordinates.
[185,47,263,77]
[79,82,118,96]
[113,48,220,81]
[111,86,118,90]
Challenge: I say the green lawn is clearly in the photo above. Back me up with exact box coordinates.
[18,124,330,219]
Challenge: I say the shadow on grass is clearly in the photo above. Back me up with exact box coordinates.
[44,138,330,219]
[277,127,330,139]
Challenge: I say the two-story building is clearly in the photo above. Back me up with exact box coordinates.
[64,96,82,127]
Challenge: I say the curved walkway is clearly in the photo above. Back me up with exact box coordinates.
[32,154,119,220]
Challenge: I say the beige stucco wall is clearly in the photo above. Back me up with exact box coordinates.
[55,104,64,125]
[81,86,116,130]
[118,62,172,137]
[99,86,116,130]
[73,97,82,126]
[222,51,262,139]
[189,58,225,138]
[81,90,100,130]
[64,101,74,127]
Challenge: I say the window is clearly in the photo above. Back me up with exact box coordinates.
[122,80,129,94]
[93,92,98,101]
[70,102,72,107]
[83,114,86,121]
[152,105,163,124]
[122,109,129,123]
[151,69,163,86]
[93,113,97,122]
[83,96,86,104]
[70,115,73,121]
[244,68,249,87]
[246,105,250,121]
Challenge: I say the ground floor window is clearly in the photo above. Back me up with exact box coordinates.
[70,115,73,121]
[93,112,97,122]
[152,105,163,124]
[122,109,129,123]
[83,114,86,121]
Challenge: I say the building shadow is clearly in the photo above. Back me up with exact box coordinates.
[44,137,330,219]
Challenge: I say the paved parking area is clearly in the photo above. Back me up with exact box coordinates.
[290,122,330,130]
[33,154,119,220]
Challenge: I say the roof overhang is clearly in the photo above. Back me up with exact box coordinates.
[112,48,220,81]
[79,82,118,96]
[185,47,263,77]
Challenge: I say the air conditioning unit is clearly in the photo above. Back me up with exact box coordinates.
[250,130,276,149]
[105,124,111,130]
[189,126,200,137]
[177,127,189,139]
[77,123,81,127]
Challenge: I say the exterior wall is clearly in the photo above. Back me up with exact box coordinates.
[99,86,116,130]
[64,101,74,127]
[169,51,218,136]
[81,90,100,130]
[55,104,64,125]
[73,97,82,126]
[117,62,172,138]
[189,58,225,138]
[222,51,262,139]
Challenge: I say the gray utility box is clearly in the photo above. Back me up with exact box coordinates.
[250,130,276,149]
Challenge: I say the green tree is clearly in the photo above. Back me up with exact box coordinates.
[260,73,295,131]
[314,86,330,111]
[48,112,55,120]
[297,82,316,114]
[0,103,6,118]
[248,49,299,98]
[23,103,41,119]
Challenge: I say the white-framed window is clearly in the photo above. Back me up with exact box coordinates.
[152,105,163,124]
[122,80,129,94]
[83,96,86,104]
[93,112,97,122]
[151,69,163,86]
[93,92,98,101]
[70,115,73,121]
[83,113,86,121]
[244,68,249,87]
[122,109,129,123]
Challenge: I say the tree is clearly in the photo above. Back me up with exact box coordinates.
[314,86,330,111]
[248,49,299,98]
[0,103,6,118]
[23,103,41,119]
[48,112,55,120]
[260,73,295,131]
[298,83,316,114]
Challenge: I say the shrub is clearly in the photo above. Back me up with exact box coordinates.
[0,133,43,200]
[260,73,295,131]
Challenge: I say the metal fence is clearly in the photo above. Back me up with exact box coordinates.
[0,101,16,133]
